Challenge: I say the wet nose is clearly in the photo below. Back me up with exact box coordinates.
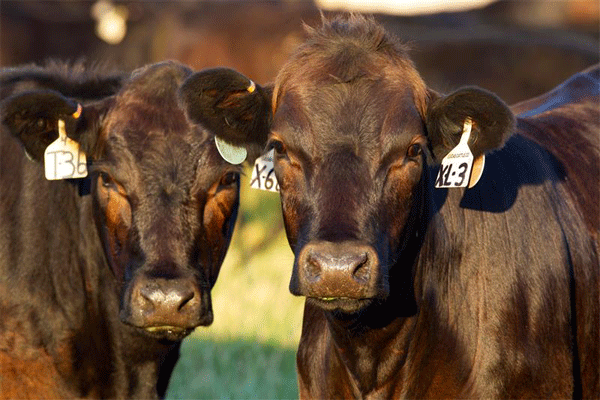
[293,241,380,299]
[126,276,211,330]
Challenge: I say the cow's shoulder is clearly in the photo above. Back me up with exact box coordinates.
[0,297,76,399]
[517,96,599,236]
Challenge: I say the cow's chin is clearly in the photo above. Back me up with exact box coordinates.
[307,297,374,314]
[142,326,195,342]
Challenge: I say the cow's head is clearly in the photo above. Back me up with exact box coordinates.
[253,16,515,315]
[1,62,270,340]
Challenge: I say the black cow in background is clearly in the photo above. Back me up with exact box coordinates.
[0,61,270,398]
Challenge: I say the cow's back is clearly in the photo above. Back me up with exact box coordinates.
[513,65,599,238]
[514,69,599,398]
[517,88,599,398]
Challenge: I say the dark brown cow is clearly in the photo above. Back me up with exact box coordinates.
[0,61,269,398]
[228,16,599,398]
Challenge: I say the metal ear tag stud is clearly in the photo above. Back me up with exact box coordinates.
[215,136,247,165]
[247,80,256,93]
[72,103,82,119]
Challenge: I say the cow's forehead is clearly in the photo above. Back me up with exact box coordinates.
[98,63,233,189]
[106,63,191,140]
[100,130,229,196]
[273,77,425,163]
[272,20,428,164]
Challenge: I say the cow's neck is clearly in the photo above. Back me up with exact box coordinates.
[314,173,453,396]
[73,192,179,398]
[322,306,418,396]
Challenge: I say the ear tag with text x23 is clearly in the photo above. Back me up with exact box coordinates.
[44,105,88,180]
[435,118,480,189]
[250,149,279,192]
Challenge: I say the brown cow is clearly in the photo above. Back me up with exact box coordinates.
[0,61,269,398]
[229,15,599,399]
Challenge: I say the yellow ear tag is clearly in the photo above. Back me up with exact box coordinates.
[44,119,88,180]
[72,103,82,119]
[435,118,475,189]
[468,154,485,188]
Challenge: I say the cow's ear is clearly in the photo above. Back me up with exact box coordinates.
[179,68,272,150]
[1,90,108,161]
[425,87,515,161]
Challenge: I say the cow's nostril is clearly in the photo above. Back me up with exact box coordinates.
[177,289,195,312]
[351,252,370,283]
[306,251,323,283]
[139,285,161,311]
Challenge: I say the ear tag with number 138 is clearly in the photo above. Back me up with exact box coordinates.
[435,118,481,189]
[250,149,279,192]
[44,106,88,180]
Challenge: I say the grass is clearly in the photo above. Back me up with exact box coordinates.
[166,168,305,399]
[166,338,298,399]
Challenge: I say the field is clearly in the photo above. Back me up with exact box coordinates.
[166,168,305,399]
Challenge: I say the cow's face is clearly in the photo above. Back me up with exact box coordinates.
[1,62,271,340]
[268,16,514,315]
[271,61,428,315]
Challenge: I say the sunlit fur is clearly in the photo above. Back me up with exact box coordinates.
[271,15,599,399]
[0,61,255,398]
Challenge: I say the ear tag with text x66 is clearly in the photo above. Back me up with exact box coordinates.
[44,115,88,180]
[435,118,476,189]
[250,149,279,192]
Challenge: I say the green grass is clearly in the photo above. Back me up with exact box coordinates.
[166,338,298,399]
[166,169,305,399]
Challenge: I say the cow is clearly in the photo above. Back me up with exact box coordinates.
[0,61,270,399]
[223,15,600,399]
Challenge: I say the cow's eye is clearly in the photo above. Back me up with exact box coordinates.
[98,172,121,192]
[99,172,113,188]
[220,171,239,186]
[268,139,286,155]
[407,143,422,158]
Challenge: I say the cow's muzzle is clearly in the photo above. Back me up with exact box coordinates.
[122,274,212,341]
[291,240,383,312]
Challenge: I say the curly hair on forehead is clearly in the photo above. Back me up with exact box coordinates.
[303,13,410,56]
[273,14,429,117]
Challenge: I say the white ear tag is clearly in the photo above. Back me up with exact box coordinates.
[435,118,476,189]
[215,136,247,165]
[250,149,279,192]
[44,119,88,180]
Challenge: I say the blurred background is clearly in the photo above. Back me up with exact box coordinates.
[1,1,598,398]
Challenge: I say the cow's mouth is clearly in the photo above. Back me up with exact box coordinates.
[143,325,194,341]
[307,296,373,313]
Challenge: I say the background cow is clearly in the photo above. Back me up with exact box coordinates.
[223,15,599,399]
[0,61,269,398]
